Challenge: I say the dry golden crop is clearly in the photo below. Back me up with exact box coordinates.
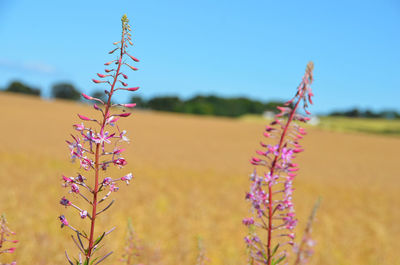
[0,92,399,264]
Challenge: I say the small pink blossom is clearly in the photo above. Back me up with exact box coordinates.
[121,173,133,184]
[102,177,113,185]
[59,215,69,228]
[113,158,127,167]
[80,210,88,219]
[110,184,119,192]
[70,184,79,193]
[242,218,255,226]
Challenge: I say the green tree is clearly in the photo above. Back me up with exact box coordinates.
[147,96,182,112]
[5,81,41,96]
[51,83,81,100]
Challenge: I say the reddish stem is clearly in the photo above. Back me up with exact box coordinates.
[85,26,126,262]
[266,90,304,265]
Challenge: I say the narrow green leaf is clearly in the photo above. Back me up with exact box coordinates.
[271,243,280,256]
[94,232,106,246]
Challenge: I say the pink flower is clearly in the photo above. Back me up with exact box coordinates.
[59,215,69,228]
[113,158,127,167]
[94,131,113,144]
[110,184,119,192]
[102,177,113,185]
[120,130,130,142]
[70,184,79,193]
[242,218,255,226]
[121,173,133,184]
[80,210,88,219]
[73,123,85,131]
[60,196,71,206]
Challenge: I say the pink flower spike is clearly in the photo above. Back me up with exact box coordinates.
[78,114,92,121]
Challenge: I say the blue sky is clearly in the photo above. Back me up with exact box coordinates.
[0,0,399,113]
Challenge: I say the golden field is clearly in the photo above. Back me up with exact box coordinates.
[0,92,399,265]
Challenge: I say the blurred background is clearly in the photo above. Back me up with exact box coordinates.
[0,0,399,264]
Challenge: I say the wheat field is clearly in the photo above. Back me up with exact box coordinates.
[0,92,399,265]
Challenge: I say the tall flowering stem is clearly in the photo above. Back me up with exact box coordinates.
[244,62,314,265]
[60,14,139,264]
[0,214,17,265]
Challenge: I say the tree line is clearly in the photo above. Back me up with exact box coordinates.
[1,80,399,119]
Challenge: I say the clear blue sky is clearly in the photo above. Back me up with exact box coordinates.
[0,0,399,113]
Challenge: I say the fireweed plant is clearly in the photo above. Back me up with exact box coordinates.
[244,62,315,265]
[0,215,17,265]
[59,15,139,265]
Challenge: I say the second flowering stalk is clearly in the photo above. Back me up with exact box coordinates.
[244,62,315,265]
